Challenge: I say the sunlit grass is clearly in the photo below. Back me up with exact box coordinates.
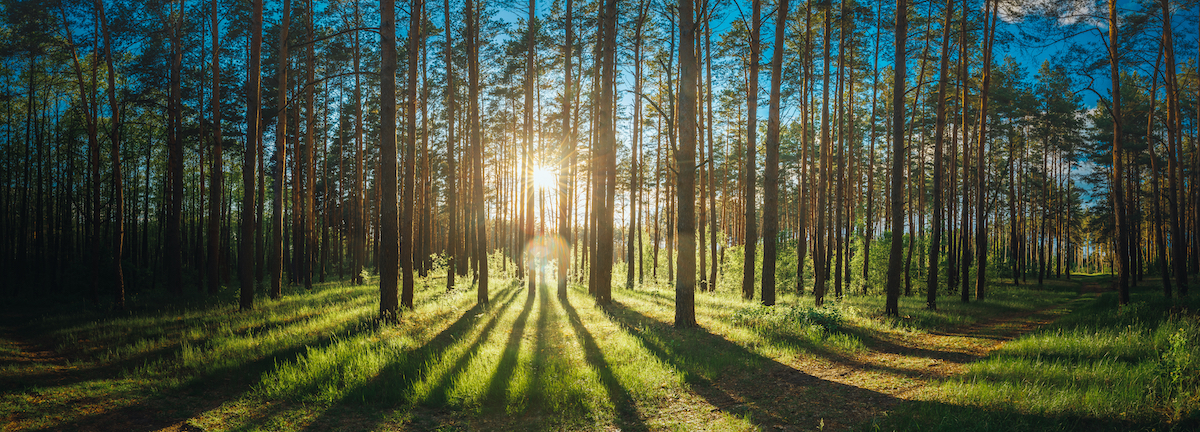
[869,285,1200,431]
[7,254,1192,431]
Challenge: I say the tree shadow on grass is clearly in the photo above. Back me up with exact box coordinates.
[604,300,902,431]
[867,398,1184,432]
[297,284,524,431]
[24,311,382,432]
[559,290,651,432]
[481,288,535,408]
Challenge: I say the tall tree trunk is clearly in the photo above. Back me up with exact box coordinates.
[885,0,907,317]
[400,0,422,309]
[558,0,573,297]
[1108,0,1130,305]
[706,18,718,291]
[353,4,366,284]
[863,1,881,294]
[814,2,832,306]
[741,0,761,301]
[303,0,316,290]
[761,0,788,306]
[205,0,222,296]
[167,0,185,294]
[240,0,260,307]
[445,0,458,291]
[974,0,996,300]
[593,0,617,304]
[467,0,488,305]
[379,0,399,318]
[675,0,698,328]
[1159,0,1188,295]
[98,0,125,307]
[271,0,290,300]
[628,0,647,291]
[927,0,953,310]
[524,0,537,295]
[1147,44,1170,297]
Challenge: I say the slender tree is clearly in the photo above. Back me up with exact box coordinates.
[270,0,290,300]
[401,0,422,309]
[445,0,458,292]
[241,0,263,310]
[761,0,788,306]
[741,0,761,301]
[927,0,953,310]
[379,0,400,318]
[1108,0,1129,305]
[558,0,574,297]
[675,0,699,328]
[467,0,488,305]
[885,0,907,317]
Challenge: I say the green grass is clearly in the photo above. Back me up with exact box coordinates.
[868,278,1200,431]
[3,259,1193,431]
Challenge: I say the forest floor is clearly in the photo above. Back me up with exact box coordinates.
[1,271,1196,431]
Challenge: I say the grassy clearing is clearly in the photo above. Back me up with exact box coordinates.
[868,277,1200,431]
[3,264,1191,431]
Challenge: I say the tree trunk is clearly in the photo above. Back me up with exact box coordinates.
[1108,0,1130,305]
[558,0,574,296]
[467,0,488,305]
[761,0,788,306]
[675,0,698,328]
[885,0,907,317]
[167,0,185,295]
[378,0,399,318]
[1159,0,1188,295]
[974,0,997,301]
[98,0,125,307]
[741,0,761,302]
[591,0,617,304]
[814,3,832,306]
[927,0,953,310]
[270,0,290,300]
[400,0,421,309]
[242,0,261,303]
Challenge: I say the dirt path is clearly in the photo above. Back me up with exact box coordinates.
[779,293,1095,428]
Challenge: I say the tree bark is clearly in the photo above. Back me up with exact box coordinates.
[240,0,262,309]
[675,0,698,328]
[885,0,907,317]
[270,0,290,300]
[379,0,400,318]
[1108,0,1130,305]
[761,0,788,306]
[467,0,489,305]
[558,0,573,297]
[927,0,954,310]
[741,0,761,302]
[445,0,457,291]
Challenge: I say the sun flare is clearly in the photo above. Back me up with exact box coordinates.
[531,165,556,191]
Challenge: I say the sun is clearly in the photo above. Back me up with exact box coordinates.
[532,166,556,191]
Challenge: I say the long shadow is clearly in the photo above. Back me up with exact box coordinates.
[869,398,1183,432]
[604,300,903,431]
[28,311,382,432]
[560,289,651,431]
[298,284,523,431]
[617,289,969,381]
[418,286,524,405]
[482,288,535,407]
[5,287,379,390]
[24,286,497,432]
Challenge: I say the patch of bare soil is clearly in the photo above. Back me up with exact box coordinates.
[771,295,1091,430]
